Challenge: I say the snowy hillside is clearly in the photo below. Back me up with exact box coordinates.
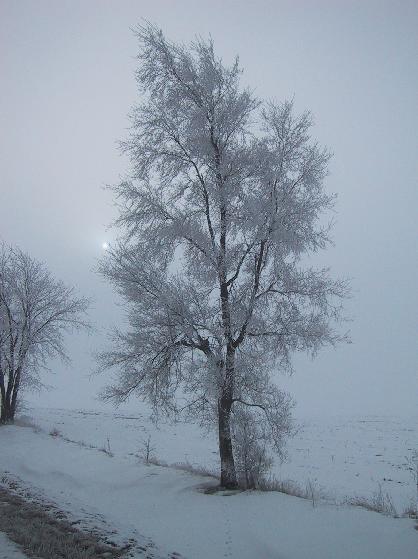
[0,407,416,558]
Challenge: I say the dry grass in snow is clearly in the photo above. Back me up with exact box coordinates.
[0,486,127,559]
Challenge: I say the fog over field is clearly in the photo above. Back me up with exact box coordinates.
[1,0,417,419]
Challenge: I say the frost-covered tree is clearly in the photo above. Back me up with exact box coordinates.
[0,244,89,422]
[99,24,348,488]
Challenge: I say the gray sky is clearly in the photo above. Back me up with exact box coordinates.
[1,0,417,417]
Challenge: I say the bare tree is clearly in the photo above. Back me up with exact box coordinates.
[0,244,89,422]
[98,24,349,488]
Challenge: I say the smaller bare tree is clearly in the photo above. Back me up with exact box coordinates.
[0,244,89,422]
[141,434,155,465]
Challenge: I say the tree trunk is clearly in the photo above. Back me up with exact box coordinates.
[218,395,238,489]
[10,370,20,418]
[0,373,5,420]
[0,369,18,423]
[0,393,14,423]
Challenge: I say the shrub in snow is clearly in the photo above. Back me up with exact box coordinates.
[348,483,397,517]
[231,402,295,490]
[49,427,62,437]
[140,435,155,465]
[232,409,273,489]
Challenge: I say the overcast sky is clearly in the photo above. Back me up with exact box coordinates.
[1,0,417,417]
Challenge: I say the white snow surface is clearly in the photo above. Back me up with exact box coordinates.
[27,407,418,510]
[0,533,28,559]
[0,407,416,558]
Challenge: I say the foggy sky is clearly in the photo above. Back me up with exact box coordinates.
[1,0,417,417]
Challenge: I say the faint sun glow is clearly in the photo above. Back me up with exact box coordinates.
[102,242,109,251]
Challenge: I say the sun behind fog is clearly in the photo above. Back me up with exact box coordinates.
[102,242,109,251]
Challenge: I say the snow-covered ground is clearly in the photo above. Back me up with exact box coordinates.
[0,533,28,559]
[26,406,418,511]
[0,407,416,558]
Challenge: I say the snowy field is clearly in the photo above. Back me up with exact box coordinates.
[26,406,418,511]
[0,406,417,558]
